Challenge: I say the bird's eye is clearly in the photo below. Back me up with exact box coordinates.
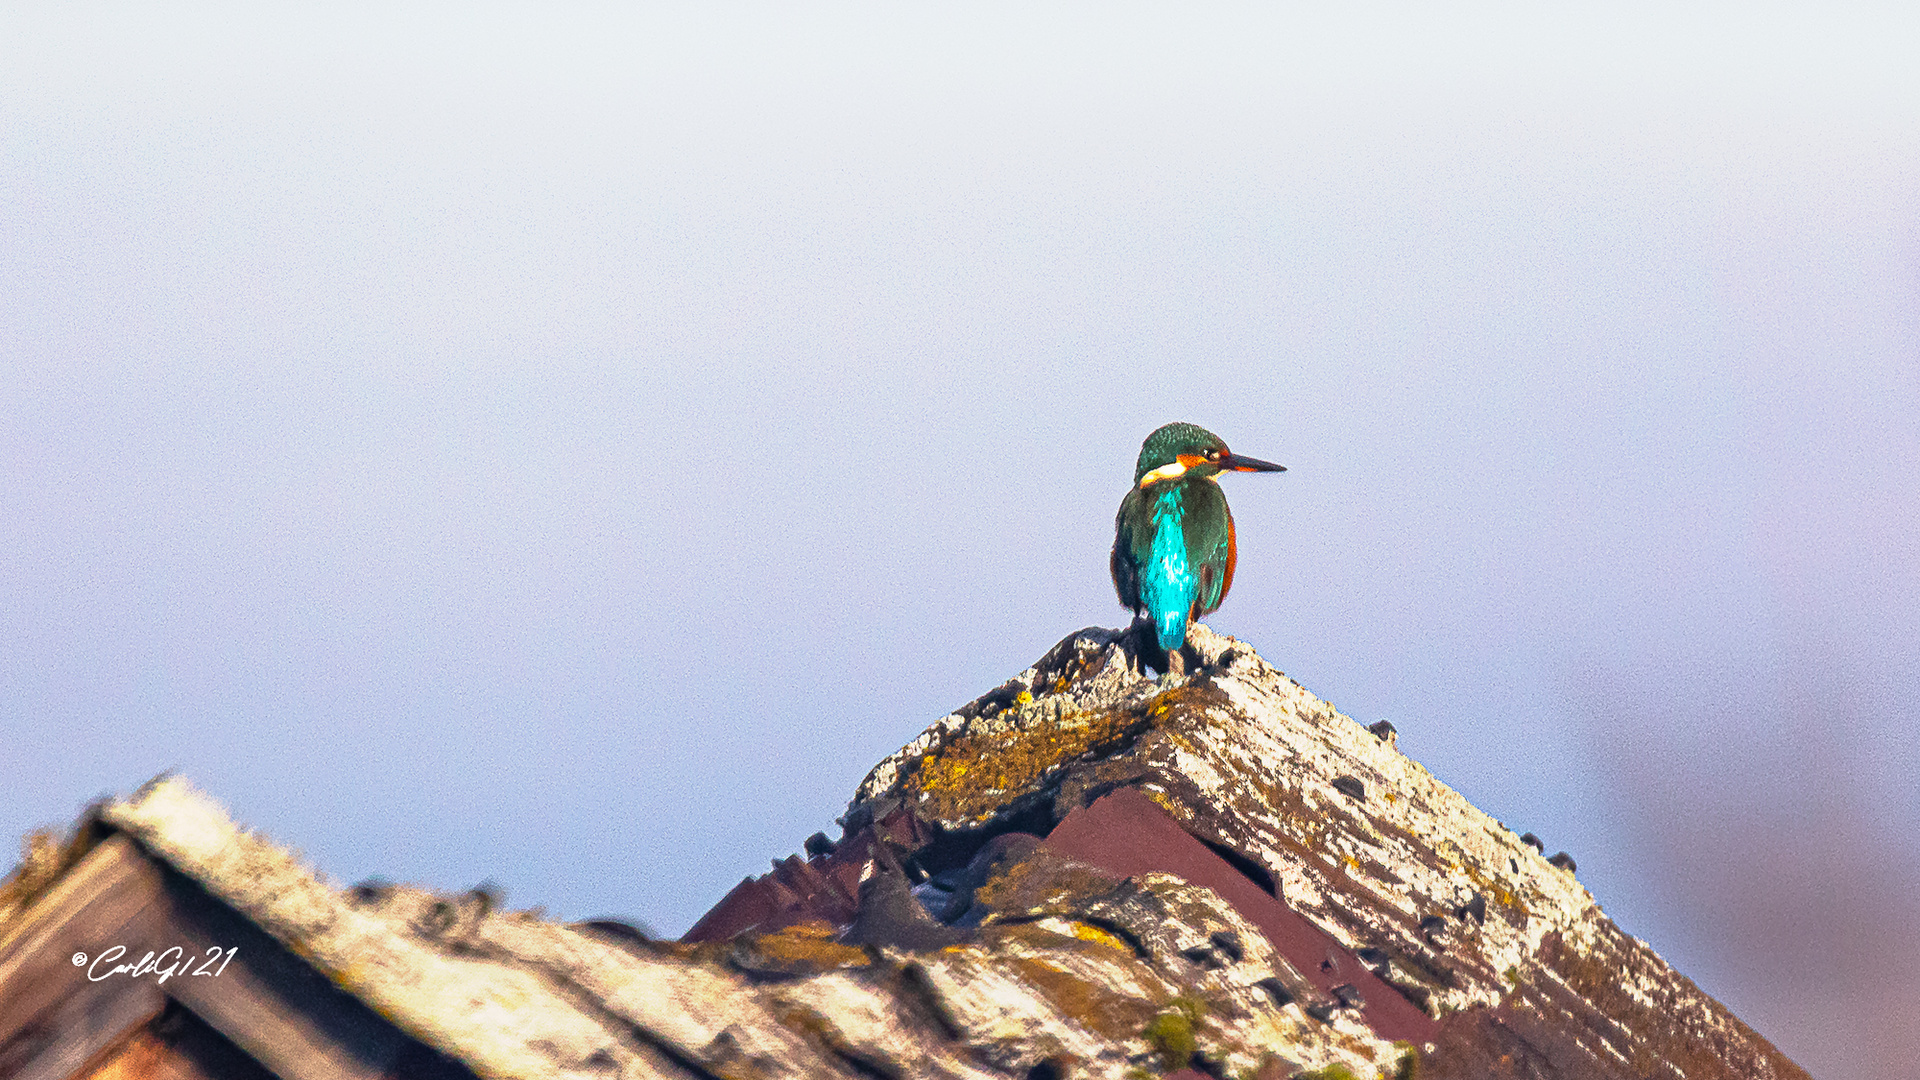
[1206,448,1222,460]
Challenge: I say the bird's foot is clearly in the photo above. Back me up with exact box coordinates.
[1121,618,1193,679]
[1162,647,1188,678]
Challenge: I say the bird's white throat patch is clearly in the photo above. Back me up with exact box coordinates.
[1138,461,1188,487]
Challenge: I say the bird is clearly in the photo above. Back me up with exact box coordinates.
[1111,422,1285,674]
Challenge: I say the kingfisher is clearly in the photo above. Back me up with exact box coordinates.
[1111,422,1285,674]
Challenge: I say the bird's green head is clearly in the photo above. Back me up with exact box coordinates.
[1132,421,1286,486]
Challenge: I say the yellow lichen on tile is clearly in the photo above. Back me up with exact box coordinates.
[1069,921,1134,953]
[903,701,1145,824]
[998,950,1157,1042]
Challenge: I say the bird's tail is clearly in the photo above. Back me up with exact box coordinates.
[1153,607,1188,653]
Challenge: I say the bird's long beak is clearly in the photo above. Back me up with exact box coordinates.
[1220,453,1286,473]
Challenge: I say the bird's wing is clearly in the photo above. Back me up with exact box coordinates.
[1111,490,1144,613]
[1195,498,1237,618]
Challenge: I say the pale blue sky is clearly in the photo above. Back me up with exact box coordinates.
[4,4,1917,1075]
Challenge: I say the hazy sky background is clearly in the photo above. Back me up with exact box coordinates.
[4,4,1916,1076]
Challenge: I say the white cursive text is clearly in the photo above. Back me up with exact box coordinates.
[78,945,238,984]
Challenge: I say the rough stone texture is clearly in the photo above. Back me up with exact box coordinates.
[841,624,1809,1080]
[1,626,1808,1080]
